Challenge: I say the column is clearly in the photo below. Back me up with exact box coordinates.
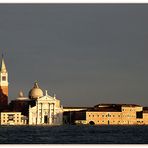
[36,102,38,124]
[49,103,51,124]
[52,103,55,124]
[41,103,43,124]
[37,102,40,124]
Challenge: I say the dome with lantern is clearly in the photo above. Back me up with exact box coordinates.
[28,81,43,99]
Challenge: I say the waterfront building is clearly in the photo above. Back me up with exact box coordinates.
[28,82,63,125]
[0,112,26,125]
[65,104,148,125]
[0,55,8,111]
[86,104,143,125]
[63,107,92,124]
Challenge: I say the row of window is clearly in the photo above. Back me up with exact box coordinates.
[122,109,135,111]
[2,114,20,116]
[97,120,118,123]
[122,115,135,117]
[92,120,136,123]
[2,116,20,119]
[137,121,143,123]
[88,114,135,118]
[88,114,121,117]
[93,120,134,123]
[3,120,20,122]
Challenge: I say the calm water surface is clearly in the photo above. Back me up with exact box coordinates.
[0,125,148,144]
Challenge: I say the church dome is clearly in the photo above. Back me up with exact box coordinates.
[29,82,43,99]
[16,90,30,101]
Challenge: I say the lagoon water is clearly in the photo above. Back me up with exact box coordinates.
[0,125,148,144]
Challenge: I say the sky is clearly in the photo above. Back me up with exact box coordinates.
[0,4,148,107]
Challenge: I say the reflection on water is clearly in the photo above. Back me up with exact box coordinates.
[0,125,148,144]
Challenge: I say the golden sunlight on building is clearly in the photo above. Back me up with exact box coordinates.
[64,104,148,125]
[0,112,26,125]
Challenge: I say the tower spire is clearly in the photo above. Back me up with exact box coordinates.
[1,54,7,73]
[0,53,8,107]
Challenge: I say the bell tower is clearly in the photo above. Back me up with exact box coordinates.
[0,54,8,109]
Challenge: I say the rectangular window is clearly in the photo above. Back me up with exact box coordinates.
[2,76,6,81]
[8,114,15,121]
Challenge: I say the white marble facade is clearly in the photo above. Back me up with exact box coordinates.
[29,83,63,125]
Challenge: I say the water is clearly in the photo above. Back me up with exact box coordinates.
[0,125,148,144]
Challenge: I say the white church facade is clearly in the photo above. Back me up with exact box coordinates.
[28,82,63,125]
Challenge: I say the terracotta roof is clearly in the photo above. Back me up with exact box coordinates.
[94,103,141,108]
[88,107,121,112]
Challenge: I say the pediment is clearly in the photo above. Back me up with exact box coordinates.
[37,95,56,101]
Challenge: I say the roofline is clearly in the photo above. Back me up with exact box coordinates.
[63,107,92,109]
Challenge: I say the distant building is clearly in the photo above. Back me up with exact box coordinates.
[70,104,148,125]
[86,104,143,125]
[0,112,26,125]
[9,91,31,118]
[63,107,92,124]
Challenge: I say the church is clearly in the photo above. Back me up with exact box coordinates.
[28,82,63,125]
[0,55,63,125]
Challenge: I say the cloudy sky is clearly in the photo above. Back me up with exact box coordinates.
[0,4,148,107]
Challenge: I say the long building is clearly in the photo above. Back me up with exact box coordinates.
[68,104,148,125]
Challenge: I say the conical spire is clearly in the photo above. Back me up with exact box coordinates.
[34,81,39,88]
[0,54,7,73]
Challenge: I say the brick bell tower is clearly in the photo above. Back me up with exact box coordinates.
[0,54,8,110]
